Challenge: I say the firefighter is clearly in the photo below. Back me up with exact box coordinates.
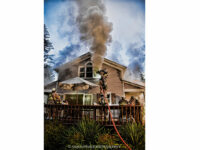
[97,69,108,117]
[129,96,135,105]
[48,88,61,104]
[129,96,140,105]
[47,88,61,119]
[97,69,108,105]
[119,97,128,121]
[129,96,139,123]
[119,97,128,105]
[47,90,54,105]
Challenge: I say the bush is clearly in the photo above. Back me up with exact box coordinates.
[117,123,145,150]
[44,121,68,150]
[44,120,145,150]
[67,119,104,145]
[97,132,118,146]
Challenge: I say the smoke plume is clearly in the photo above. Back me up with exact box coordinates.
[124,41,145,81]
[76,0,113,71]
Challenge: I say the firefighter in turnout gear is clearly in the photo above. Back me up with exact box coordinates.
[47,88,61,119]
[97,69,108,105]
[97,69,132,150]
[97,69,108,116]
[48,88,61,104]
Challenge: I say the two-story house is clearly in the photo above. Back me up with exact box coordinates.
[44,52,145,106]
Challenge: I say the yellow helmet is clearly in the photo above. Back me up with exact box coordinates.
[52,88,56,92]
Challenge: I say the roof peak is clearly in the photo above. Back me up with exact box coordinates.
[55,52,127,72]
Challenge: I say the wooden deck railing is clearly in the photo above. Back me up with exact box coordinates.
[44,104,142,126]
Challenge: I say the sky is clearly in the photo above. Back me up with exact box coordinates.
[44,0,145,80]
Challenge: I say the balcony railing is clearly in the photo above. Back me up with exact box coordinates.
[44,104,143,126]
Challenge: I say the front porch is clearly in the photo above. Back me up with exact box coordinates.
[44,104,143,126]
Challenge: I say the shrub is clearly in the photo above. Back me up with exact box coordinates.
[44,121,68,150]
[97,132,118,145]
[117,123,145,150]
[67,119,104,145]
[44,120,145,150]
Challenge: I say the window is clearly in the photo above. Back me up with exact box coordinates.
[84,94,93,105]
[86,62,93,78]
[107,92,112,105]
[65,94,84,105]
[64,94,93,105]
[79,66,85,78]
[79,62,93,78]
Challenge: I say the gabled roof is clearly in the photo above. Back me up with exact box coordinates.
[48,52,145,90]
[54,52,127,72]
[61,77,98,87]
[44,81,57,89]
[123,80,145,88]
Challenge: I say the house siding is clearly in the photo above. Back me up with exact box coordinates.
[58,58,91,81]
[88,64,124,97]
[124,83,141,89]
[45,53,145,106]
[57,58,124,98]
[58,64,78,81]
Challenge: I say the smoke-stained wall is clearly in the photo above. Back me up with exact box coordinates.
[57,56,92,81]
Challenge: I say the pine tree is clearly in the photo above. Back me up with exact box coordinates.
[140,72,145,82]
[44,24,55,85]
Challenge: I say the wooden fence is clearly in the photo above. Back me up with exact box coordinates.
[44,104,142,126]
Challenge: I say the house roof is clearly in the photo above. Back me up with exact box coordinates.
[61,77,98,87]
[123,80,145,88]
[49,52,145,90]
[44,81,57,90]
[54,52,127,72]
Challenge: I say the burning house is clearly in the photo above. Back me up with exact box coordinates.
[44,1,145,149]
[44,52,145,106]
[44,0,145,115]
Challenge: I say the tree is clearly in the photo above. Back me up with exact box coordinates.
[132,64,145,82]
[140,72,145,82]
[44,24,55,85]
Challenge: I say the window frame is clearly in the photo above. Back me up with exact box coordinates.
[107,92,112,105]
[78,61,94,79]
[83,94,93,105]
[64,93,84,105]
[63,93,93,105]
[79,66,85,78]
[85,62,93,78]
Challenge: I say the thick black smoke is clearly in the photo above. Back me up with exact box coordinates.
[76,0,113,71]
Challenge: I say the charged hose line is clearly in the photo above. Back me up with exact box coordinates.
[103,92,132,150]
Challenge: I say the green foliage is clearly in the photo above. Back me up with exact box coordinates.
[44,120,145,150]
[44,24,55,84]
[117,123,145,150]
[44,24,54,64]
[44,121,68,150]
[96,133,118,146]
[67,119,104,145]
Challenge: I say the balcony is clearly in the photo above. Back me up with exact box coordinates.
[44,104,143,126]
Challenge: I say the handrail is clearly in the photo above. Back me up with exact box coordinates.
[44,104,142,125]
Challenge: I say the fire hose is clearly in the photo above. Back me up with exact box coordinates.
[102,91,132,150]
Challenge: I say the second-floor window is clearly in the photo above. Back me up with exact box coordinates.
[79,67,85,77]
[86,62,93,78]
[79,62,93,78]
